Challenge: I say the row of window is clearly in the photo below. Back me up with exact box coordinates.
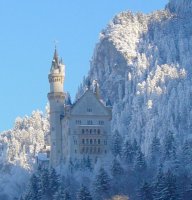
[82,138,104,145]
[80,147,107,154]
[76,120,104,125]
[82,129,100,134]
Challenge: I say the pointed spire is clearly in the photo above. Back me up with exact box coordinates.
[53,46,59,65]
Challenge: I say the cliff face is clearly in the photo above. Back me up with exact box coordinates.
[80,0,192,154]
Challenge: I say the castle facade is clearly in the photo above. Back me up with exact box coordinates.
[48,49,112,168]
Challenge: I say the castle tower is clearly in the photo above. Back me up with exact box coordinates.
[48,48,65,168]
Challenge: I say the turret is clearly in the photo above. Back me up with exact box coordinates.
[48,48,65,168]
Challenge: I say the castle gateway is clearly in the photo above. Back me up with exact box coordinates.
[48,49,112,168]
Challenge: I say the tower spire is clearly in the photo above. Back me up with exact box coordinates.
[53,46,59,65]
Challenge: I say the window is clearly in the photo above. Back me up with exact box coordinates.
[86,147,89,153]
[90,139,93,144]
[76,120,81,125]
[94,129,96,134]
[98,139,100,145]
[94,139,96,144]
[82,129,85,134]
[98,129,100,134]
[87,108,92,112]
[98,147,100,153]
[90,129,92,134]
[99,121,104,125]
[86,129,89,134]
[82,139,85,144]
[87,120,93,125]
[90,147,92,154]
[86,139,89,144]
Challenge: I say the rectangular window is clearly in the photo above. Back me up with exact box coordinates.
[99,121,104,125]
[76,120,81,125]
[87,120,93,125]
[87,108,92,112]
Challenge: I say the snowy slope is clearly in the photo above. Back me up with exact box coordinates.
[79,0,192,155]
[0,110,49,199]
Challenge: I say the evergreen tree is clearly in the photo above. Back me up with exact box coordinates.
[24,174,41,200]
[161,170,178,200]
[153,164,165,200]
[49,168,60,198]
[134,148,146,172]
[150,135,161,164]
[111,130,123,157]
[181,140,192,165]
[54,186,71,200]
[111,158,124,177]
[40,168,50,199]
[94,167,111,198]
[122,139,134,164]
[138,181,153,200]
[77,185,92,200]
[63,189,71,200]
[163,131,176,160]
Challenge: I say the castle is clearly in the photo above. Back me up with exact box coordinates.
[47,49,112,168]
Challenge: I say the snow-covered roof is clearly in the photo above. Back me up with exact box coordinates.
[37,152,49,161]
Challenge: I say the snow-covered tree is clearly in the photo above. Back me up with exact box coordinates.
[94,167,111,198]
[77,185,92,200]
[111,130,123,157]
[137,181,153,200]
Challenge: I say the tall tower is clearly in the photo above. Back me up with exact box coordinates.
[48,48,65,168]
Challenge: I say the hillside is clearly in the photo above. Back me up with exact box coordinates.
[2,0,192,199]
[78,0,192,156]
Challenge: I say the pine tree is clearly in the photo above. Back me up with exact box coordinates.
[111,158,124,177]
[161,170,178,200]
[63,189,71,200]
[150,135,161,164]
[122,139,134,164]
[163,131,176,160]
[138,181,153,200]
[77,185,92,200]
[49,168,60,198]
[54,186,71,200]
[40,168,50,199]
[182,140,192,165]
[24,174,41,200]
[134,148,146,172]
[94,167,111,198]
[153,164,165,200]
[111,130,123,157]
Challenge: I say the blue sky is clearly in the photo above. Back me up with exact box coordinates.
[0,0,168,131]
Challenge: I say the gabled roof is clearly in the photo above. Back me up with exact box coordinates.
[70,89,111,117]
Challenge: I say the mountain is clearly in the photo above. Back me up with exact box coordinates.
[2,0,192,199]
[0,110,49,199]
[78,0,192,156]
